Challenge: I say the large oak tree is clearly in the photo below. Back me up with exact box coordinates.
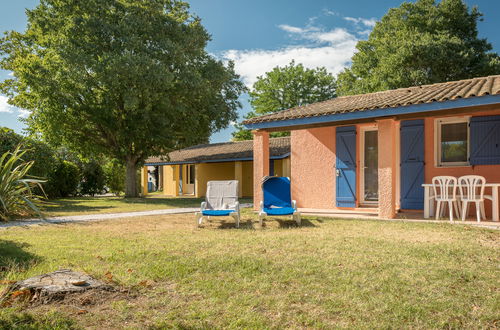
[337,0,500,96]
[0,0,245,196]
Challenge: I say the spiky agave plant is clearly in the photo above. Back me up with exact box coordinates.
[0,146,45,221]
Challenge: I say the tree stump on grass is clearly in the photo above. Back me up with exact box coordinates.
[1,269,113,305]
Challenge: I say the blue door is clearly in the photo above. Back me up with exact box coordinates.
[336,126,357,207]
[400,119,425,209]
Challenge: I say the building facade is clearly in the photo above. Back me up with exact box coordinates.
[244,75,500,219]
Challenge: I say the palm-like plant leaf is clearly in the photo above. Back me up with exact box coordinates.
[0,146,46,221]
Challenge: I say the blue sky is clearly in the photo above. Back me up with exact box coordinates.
[1,0,499,142]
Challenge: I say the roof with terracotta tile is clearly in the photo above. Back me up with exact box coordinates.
[243,75,500,125]
[145,137,290,165]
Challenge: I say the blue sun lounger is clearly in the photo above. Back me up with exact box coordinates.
[259,177,301,226]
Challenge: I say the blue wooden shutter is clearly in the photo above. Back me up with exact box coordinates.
[400,119,425,210]
[336,126,357,207]
[269,159,275,176]
[470,115,500,165]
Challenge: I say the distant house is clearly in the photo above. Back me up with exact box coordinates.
[244,75,500,220]
[142,137,290,198]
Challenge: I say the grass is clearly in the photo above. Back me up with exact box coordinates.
[0,210,499,328]
[40,196,252,217]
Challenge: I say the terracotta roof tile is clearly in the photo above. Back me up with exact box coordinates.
[145,137,290,165]
[243,75,500,125]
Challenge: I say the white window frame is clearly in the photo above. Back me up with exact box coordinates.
[435,117,470,167]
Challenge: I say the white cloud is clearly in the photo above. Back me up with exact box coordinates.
[343,16,377,28]
[18,109,31,118]
[358,29,372,36]
[0,95,30,118]
[278,24,309,34]
[312,28,355,44]
[322,9,337,16]
[224,43,356,88]
[0,95,15,113]
[222,23,361,88]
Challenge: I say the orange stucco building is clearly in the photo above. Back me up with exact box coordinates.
[244,75,500,220]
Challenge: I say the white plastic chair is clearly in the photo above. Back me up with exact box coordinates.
[458,175,488,222]
[432,176,461,222]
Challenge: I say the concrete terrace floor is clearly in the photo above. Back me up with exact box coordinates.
[298,208,500,230]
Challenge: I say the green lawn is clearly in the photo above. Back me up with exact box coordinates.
[41,196,253,217]
[0,211,498,328]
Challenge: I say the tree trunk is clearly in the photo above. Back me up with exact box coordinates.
[125,157,138,197]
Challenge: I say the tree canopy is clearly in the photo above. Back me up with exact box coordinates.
[0,0,245,196]
[232,61,336,140]
[337,0,500,96]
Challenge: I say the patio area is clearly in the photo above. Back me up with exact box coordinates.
[297,208,500,230]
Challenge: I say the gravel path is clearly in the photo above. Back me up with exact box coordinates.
[1,204,253,229]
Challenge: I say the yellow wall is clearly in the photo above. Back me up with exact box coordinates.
[195,162,235,197]
[242,161,253,197]
[140,166,148,196]
[162,165,179,196]
[159,157,290,198]
[273,159,283,177]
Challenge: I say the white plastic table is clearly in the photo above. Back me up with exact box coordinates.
[422,183,500,221]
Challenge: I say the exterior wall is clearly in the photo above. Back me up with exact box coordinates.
[377,119,397,218]
[253,131,270,209]
[157,157,288,199]
[423,106,500,216]
[282,158,291,178]
[140,166,148,196]
[273,159,283,176]
[291,127,336,209]
[162,165,179,196]
[242,161,254,197]
[196,162,235,197]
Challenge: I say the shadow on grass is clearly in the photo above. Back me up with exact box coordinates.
[121,197,204,207]
[42,199,115,214]
[216,218,256,230]
[0,240,41,273]
[262,217,318,228]
[0,309,75,329]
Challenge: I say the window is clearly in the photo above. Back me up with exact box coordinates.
[437,118,469,166]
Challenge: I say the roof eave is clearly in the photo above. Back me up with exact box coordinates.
[243,94,500,130]
[145,152,291,166]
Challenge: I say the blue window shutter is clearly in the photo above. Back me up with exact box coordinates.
[470,115,500,165]
[269,160,275,176]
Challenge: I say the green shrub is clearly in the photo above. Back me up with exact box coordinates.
[104,159,125,196]
[79,160,106,196]
[45,160,80,198]
[0,127,55,179]
[0,147,45,221]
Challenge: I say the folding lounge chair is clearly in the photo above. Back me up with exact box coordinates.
[259,176,301,226]
[195,180,240,227]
